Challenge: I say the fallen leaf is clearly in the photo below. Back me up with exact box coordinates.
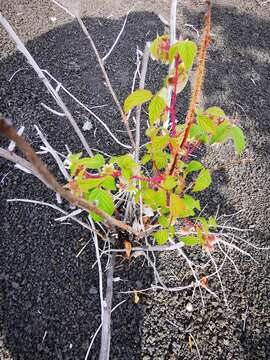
[200,276,208,288]
[188,335,193,351]
[124,240,132,259]
[134,291,140,304]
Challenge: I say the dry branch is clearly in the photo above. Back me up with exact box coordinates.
[0,118,139,236]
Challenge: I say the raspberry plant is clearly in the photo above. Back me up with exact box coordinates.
[66,6,245,249]
[0,2,251,359]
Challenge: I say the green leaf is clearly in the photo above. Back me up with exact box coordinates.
[110,154,138,179]
[68,152,82,161]
[170,194,191,222]
[181,235,199,246]
[208,216,217,228]
[124,89,153,114]
[150,35,169,63]
[77,177,103,192]
[183,194,201,212]
[87,188,115,222]
[102,176,116,190]
[205,106,225,117]
[169,41,197,70]
[230,126,245,154]
[163,176,177,190]
[185,160,203,175]
[141,154,151,165]
[158,215,169,227]
[210,122,231,144]
[193,168,212,192]
[154,229,169,245]
[189,124,208,143]
[76,154,105,169]
[197,114,217,134]
[148,95,166,125]
[143,189,166,210]
[152,134,170,150]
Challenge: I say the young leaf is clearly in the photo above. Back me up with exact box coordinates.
[210,122,231,144]
[170,194,191,222]
[150,35,170,63]
[185,160,203,175]
[178,40,197,70]
[162,176,177,190]
[102,176,116,190]
[158,215,169,227]
[230,126,245,154]
[197,216,209,234]
[189,124,208,143]
[154,229,169,245]
[193,168,212,192]
[76,154,105,169]
[124,89,153,114]
[181,236,199,246]
[148,95,166,125]
[77,177,103,192]
[205,106,225,117]
[87,188,115,222]
[197,114,216,134]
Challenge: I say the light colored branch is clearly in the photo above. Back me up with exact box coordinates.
[134,42,150,163]
[34,125,71,180]
[163,0,178,129]
[99,253,115,360]
[42,69,132,150]
[0,119,139,236]
[0,13,93,156]
[0,147,52,189]
[74,14,136,149]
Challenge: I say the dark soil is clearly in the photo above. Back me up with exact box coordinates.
[0,1,270,359]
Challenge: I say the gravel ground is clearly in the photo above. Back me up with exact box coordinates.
[0,0,270,359]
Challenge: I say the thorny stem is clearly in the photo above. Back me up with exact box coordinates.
[167,1,212,175]
[170,54,180,137]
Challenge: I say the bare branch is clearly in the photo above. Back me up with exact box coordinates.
[134,42,150,163]
[99,253,115,360]
[74,14,136,149]
[0,13,93,156]
[0,119,139,236]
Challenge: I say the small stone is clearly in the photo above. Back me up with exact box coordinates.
[186,302,193,312]
[11,281,19,289]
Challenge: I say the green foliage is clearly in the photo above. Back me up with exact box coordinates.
[66,31,245,248]
[124,89,153,114]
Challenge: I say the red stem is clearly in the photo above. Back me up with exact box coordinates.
[170,54,180,137]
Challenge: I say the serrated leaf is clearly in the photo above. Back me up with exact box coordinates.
[158,215,169,227]
[87,188,115,222]
[205,106,225,117]
[181,236,199,246]
[77,177,103,192]
[230,126,245,154]
[150,35,170,63]
[189,124,208,143]
[102,176,116,190]
[185,160,203,175]
[141,154,151,165]
[170,194,190,222]
[177,40,197,70]
[153,229,169,245]
[148,95,166,125]
[210,122,231,144]
[124,89,153,114]
[169,41,197,70]
[193,168,212,192]
[163,176,177,190]
[183,194,201,212]
[197,114,217,134]
[76,154,105,169]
